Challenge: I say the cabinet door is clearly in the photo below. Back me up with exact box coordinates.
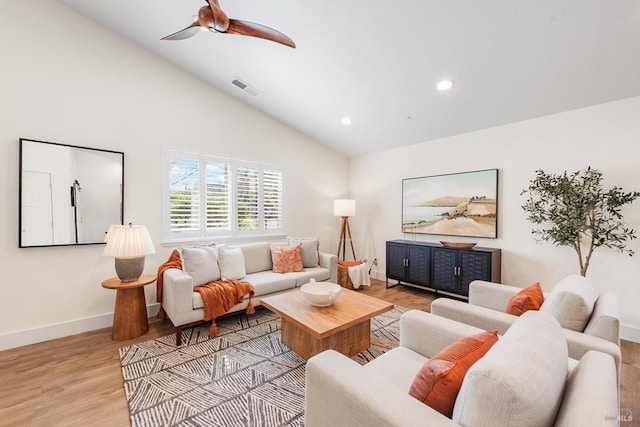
[459,251,492,296]
[432,248,458,292]
[386,242,407,280]
[407,245,431,287]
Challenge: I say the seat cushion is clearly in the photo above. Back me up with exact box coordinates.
[408,331,498,417]
[244,270,297,296]
[365,347,429,392]
[452,311,568,427]
[505,282,544,316]
[541,275,595,332]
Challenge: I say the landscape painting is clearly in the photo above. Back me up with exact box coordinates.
[402,169,498,238]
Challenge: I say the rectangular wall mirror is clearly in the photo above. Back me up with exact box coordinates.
[19,138,124,247]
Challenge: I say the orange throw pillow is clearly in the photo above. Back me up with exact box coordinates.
[408,331,499,417]
[505,282,544,316]
[270,243,304,273]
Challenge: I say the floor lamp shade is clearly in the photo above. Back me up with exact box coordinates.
[334,199,356,217]
[104,224,155,282]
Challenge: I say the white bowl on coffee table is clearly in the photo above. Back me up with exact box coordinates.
[300,281,342,307]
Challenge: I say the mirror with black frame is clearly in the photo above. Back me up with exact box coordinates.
[19,138,124,247]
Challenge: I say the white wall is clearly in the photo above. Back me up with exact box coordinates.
[0,0,348,350]
[350,96,640,342]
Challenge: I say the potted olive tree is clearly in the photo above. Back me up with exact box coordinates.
[521,167,639,276]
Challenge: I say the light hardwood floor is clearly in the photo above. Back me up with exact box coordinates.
[0,278,637,426]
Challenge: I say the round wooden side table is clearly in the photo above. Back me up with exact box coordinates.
[102,274,157,341]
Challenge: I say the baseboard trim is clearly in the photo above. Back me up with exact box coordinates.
[370,269,386,281]
[0,303,161,351]
[620,324,640,344]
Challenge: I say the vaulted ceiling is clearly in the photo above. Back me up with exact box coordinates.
[57,0,640,157]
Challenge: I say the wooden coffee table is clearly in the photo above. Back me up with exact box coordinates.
[261,286,394,360]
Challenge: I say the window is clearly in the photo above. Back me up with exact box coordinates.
[163,150,284,242]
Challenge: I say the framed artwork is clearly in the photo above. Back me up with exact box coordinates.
[402,169,498,238]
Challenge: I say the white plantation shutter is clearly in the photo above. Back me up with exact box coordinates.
[263,169,283,230]
[205,161,230,232]
[163,150,284,242]
[168,157,200,235]
[236,165,260,231]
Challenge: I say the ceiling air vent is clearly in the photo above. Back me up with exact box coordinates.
[231,77,260,97]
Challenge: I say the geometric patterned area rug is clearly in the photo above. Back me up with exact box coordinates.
[119,305,408,427]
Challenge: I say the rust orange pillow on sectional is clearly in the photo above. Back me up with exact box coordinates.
[408,330,499,417]
[269,243,304,273]
[505,282,544,316]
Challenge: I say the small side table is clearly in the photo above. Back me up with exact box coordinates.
[102,274,157,341]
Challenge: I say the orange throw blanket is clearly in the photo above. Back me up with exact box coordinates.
[156,249,182,304]
[195,280,255,336]
[156,250,255,335]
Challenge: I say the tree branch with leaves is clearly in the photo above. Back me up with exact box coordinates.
[521,167,639,276]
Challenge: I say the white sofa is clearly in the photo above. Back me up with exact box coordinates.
[430,275,622,377]
[306,310,619,427]
[162,241,337,345]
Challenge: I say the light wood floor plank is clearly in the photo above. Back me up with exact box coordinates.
[0,278,637,426]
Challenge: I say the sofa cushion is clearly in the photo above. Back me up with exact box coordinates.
[181,246,221,286]
[244,270,296,296]
[238,242,273,274]
[293,268,332,287]
[541,275,595,332]
[270,244,304,273]
[505,282,544,316]
[408,331,498,417]
[288,237,320,268]
[218,246,247,280]
[365,346,429,392]
[452,311,568,426]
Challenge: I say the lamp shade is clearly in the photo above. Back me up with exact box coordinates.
[103,224,155,258]
[334,199,356,217]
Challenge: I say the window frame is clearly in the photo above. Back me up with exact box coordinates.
[162,149,285,244]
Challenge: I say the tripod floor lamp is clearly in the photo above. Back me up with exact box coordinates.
[334,199,357,261]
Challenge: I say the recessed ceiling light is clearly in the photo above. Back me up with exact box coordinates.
[436,79,455,91]
[341,117,352,125]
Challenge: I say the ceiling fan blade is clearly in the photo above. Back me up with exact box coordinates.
[207,0,229,32]
[227,19,296,48]
[162,24,201,40]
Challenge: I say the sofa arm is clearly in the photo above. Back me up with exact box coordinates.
[162,268,196,326]
[584,291,620,345]
[563,328,621,382]
[468,280,521,311]
[400,310,486,358]
[305,350,459,427]
[554,351,619,427]
[430,298,516,336]
[319,252,338,283]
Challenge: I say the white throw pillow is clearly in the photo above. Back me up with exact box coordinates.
[181,247,220,286]
[218,246,247,280]
[288,237,320,268]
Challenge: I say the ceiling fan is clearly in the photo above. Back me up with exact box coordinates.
[162,0,296,48]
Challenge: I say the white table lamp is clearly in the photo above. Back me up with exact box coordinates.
[103,224,156,282]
